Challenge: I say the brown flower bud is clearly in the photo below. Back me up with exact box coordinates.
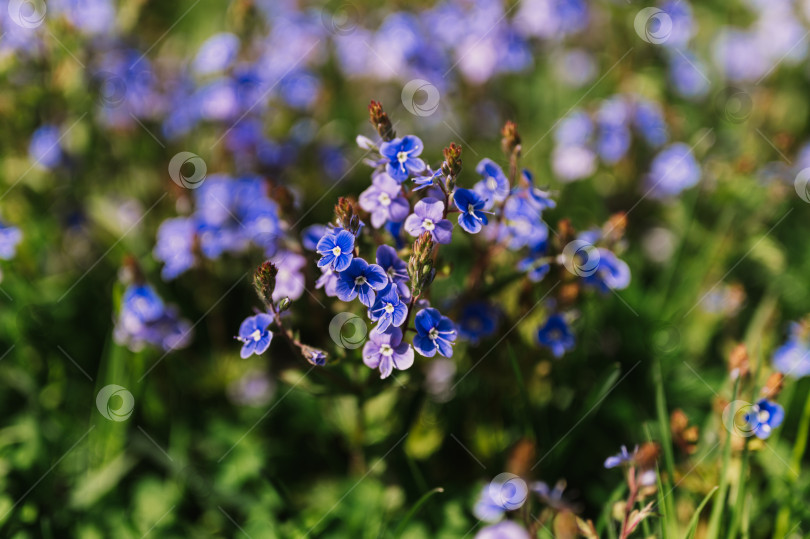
[368,100,396,142]
[441,142,463,179]
[335,197,361,236]
[634,442,661,471]
[501,120,521,157]
[670,409,699,455]
[506,438,536,477]
[253,261,278,308]
[728,343,750,380]
[761,372,784,399]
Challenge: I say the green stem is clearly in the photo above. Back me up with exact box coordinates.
[726,437,749,539]
[706,376,741,538]
[653,355,678,536]
[393,487,444,537]
[773,382,810,537]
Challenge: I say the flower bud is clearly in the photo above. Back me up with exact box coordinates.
[301,345,328,366]
[276,297,291,312]
[728,343,749,380]
[335,197,361,236]
[441,143,463,178]
[762,372,784,399]
[501,120,521,157]
[253,261,277,308]
[409,232,436,297]
[368,100,396,142]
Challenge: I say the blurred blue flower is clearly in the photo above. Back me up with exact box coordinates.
[668,50,710,98]
[744,399,785,439]
[336,258,388,307]
[474,158,510,208]
[413,308,456,358]
[316,229,355,272]
[380,136,426,183]
[114,284,192,352]
[237,313,274,358]
[537,314,574,358]
[554,110,592,146]
[153,218,195,280]
[773,323,810,378]
[645,142,701,198]
[29,125,63,169]
[453,188,489,234]
[270,251,307,302]
[634,100,669,147]
[359,172,410,228]
[457,302,499,344]
[369,283,407,332]
[315,266,339,297]
[604,445,637,468]
[376,245,411,300]
[0,221,22,260]
[405,198,453,244]
[583,249,631,292]
[362,326,414,379]
[302,224,327,251]
[193,33,240,75]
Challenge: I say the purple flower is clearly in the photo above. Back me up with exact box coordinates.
[380,135,426,183]
[457,302,499,344]
[376,245,410,300]
[237,313,274,358]
[473,158,510,208]
[316,229,355,272]
[413,308,457,358]
[271,251,307,302]
[604,445,637,468]
[744,399,785,440]
[369,283,408,332]
[453,188,489,234]
[302,224,327,250]
[537,314,575,358]
[336,258,388,307]
[316,266,339,297]
[359,172,410,228]
[404,198,453,244]
[362,326,414,379]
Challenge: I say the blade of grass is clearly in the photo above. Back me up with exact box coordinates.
[393,487,444,537]
[508,343,538,441]
[706,376,740,538]
[684,486,718,539]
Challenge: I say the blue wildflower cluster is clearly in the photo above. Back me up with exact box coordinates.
[113,278,192,353]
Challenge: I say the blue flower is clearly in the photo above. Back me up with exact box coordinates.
[457,302,499,344]
[404,197,453,244]
[316,229,355,272]
[316,266,339,297]
[473,158,510,208]
[583,249,631,292]
[633,100,668,147]
[604,445,637,468]
[537,314,575,358]
[362,326,414,379]
[376,245,411,300]
[473,485,506,523]
[413,167,441,191]
[379,135,426,183]
[302,224,327,251]
[237,313,274,359]
[518,242,550,282]
[358,172,410,228]
[336,258,389,307]
[744,399,785,439]
[369,283,408,332]
[270,251,307,302]
[499,196,548,250]
[413,308,457,358]
[114,284,193,352]
[0,222,22,260]
[773,323,810,378]
[453,188,489,234]
[645,143,701,198]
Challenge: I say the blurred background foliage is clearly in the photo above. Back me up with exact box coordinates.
[2,0,810,537]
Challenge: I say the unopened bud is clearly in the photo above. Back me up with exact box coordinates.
[501,121,521,157]
[335,197,361,236]
[253,261,278,308]
[409,232,436,297]
[728,343,750,380]
[441,143,463,178]
[276,297,291,312]
[762,372,784,399]
[368,100,396,142]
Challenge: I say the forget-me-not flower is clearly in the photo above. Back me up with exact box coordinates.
[362,326,414,379]
[413,308,457,358]
[537,314,575,358]
[453,188,489,234]
[237,313,274,358]
[336,257,388,307]
[316,229,355,272]
[380,135,426,183]
[369,283,408,332]
[404,197,453,244]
